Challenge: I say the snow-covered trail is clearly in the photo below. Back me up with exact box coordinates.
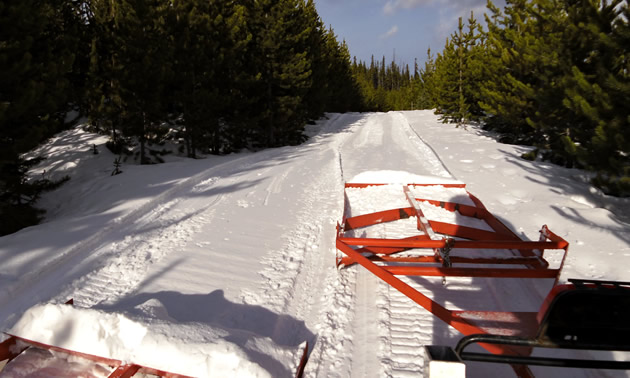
[1,111,628,377]
[338,112,451,181]
[331,112,519,378]
[1,112,368,376]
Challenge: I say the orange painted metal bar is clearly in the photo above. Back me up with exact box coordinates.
[353,235,432,255]
[108,365,142,378]
[409,183,468,188]
[345,183,388,188]
[344,207,415,231]
[338,237,569,251]
[339,255,546,266]
[416,198,520,240]
[383,266,560,278]
[295,342,309,378]
[426,220,548,268]
[416,198,491,219]
[540,225,570,285]
[0,335,20,361]
[338,254,440,267]
[336,239,532,355]
[542,225,569,246]
[346,183,467,189]
[402,186,446,265]
[428,221,509,241]
[403,186,437,239]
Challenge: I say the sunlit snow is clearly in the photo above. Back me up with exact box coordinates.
[1,111,629,377]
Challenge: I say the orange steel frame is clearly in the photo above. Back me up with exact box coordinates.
[336,183,569,375]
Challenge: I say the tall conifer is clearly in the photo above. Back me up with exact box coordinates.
[0,0,80,233]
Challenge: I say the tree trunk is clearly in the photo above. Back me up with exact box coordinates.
[140,112,146,164]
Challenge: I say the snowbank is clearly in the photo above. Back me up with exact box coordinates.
[9,303,299,377]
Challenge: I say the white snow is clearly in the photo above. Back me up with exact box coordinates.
[9,303,287,377]
[1,111,629,377]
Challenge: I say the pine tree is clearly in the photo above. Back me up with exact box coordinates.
[112,0,171,164]
[560,0,629,194]
[462,11,486,120]
[86,0,124,148]
[452,17,470,124]
[420,48,437,109]
[0,0,80,234]
[324,32,361,112]
[301,0,330,120]
[64,0,93,113]
[247,0,313,147]
[475,0,628,194]
[432,37,458,120]
[432,13,484,124]
[169,0,250,156]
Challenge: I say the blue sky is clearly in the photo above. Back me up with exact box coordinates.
[313,0,506,68]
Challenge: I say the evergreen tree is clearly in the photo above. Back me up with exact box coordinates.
[475,0,628,194]
[112,0,171,163]
[432,13,484,124]
[170,0,250,156]
[420,48,437,109]
[0,0,368,234]
[462,11,486,120]
[432,38,458,120]
[246,0,313,147]
[479,0,539,140]
[86,0,124,148]
[0,0,80,234]
[301,0,330,120]
[324,32,362,112]
[479,0,572,146]
[560,0,630,194]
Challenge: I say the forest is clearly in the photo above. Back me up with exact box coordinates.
[353,0,630,198]
[0,0,362,234]
[1,0,628,235]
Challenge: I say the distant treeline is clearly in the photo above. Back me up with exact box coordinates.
[0,0,362,235]
[352,0,630,197]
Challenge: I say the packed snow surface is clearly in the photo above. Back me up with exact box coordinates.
[1,111,629,377]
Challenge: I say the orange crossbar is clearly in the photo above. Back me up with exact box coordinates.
[338,236,568,251]
[382,266,560,278]
[344,207,415,231]
[339,255,545,266]
[429,221,516,241]
[346,182,467,189]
